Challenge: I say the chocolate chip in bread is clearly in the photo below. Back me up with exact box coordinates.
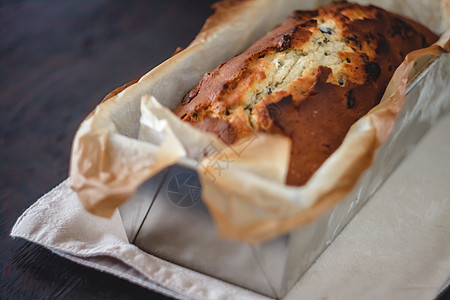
[174,2,438,186]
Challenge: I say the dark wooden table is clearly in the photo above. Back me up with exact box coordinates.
[0,1,216,298]
[1,1,449,299]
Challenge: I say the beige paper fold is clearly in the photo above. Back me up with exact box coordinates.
[69,0,450,242]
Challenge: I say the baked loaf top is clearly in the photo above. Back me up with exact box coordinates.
[174,2,438,186]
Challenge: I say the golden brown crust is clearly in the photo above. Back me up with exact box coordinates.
[174,2,438,186]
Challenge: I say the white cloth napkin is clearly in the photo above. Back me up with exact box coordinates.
[11,113,450,300]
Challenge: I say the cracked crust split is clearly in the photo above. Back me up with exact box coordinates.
[173,2,438,186]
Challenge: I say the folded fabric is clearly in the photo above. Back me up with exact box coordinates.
[11,113,450,300]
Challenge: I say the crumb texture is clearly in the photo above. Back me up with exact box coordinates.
[174,2,438,186]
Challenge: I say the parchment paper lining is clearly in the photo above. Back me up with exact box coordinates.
[69,0,450,243]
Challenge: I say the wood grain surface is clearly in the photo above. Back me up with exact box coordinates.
[0,1,216,299]
[1,1,449,299]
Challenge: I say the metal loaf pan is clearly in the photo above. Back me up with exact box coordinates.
[119,53,449,299]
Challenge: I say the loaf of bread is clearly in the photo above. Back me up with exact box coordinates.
[174,2,438,186]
